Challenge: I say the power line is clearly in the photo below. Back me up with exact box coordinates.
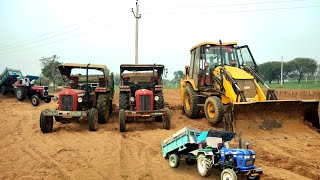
[0,8,109,50]
[144,5,320,15]
[144,0,310,10]
[0,26,81,52]
[0,20,126,57]
[207,0,309,8]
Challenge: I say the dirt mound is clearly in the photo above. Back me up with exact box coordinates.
[0,89,319,179]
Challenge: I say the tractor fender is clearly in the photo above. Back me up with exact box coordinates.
[180,80,198,106]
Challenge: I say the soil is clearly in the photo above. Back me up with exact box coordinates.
[0,89,319,180]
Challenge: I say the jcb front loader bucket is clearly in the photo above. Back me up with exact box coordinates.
[224,100,319,135]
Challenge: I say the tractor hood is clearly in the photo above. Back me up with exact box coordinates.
[220,147,256,156]
[59,88,85,96]
[214,66,254,80]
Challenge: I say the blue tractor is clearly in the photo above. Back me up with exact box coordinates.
[161,127,262,180]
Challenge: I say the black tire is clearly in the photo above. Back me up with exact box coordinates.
[163,107,171,130]
[1,86,8,95]
[221,168,237,180]
[204,96,224,125]
[88,108,98,131]
[197,154,213,177]
[119,92,129,110]
[40,112,53,133]
[16,87,26,101]
[186,158,196,165]
[169,154,180,168]
[155,92,164,110]
[119,109,126,132]
[31,95,40,106]
[155,92,164,122]
[97,94,110,124]
[183,84,200,119]
[44,97,51,103]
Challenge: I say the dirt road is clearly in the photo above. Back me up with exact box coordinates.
[0,89,319,180]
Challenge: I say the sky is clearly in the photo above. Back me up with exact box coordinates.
[0,0,319,79]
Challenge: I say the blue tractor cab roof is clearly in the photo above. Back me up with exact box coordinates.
[197,129,236,143]
[207,129,236,142]
[25,75,39,81]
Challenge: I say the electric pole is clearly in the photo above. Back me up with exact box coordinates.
[280,56,283,86]
[132,0,141,64]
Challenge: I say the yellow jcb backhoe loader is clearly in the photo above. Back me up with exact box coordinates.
[180,40,319,132]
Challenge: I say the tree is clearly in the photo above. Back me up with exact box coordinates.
[291,57,317,83]
[114,73,120,86]
[39,55,63,90]
[258,61,281,84]
[172,70,184,84]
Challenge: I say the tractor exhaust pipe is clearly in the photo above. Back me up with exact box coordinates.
[86,63,90,102]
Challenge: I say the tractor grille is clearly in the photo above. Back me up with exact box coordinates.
[43,87,49,97]
[139,95,151,111]
[61,95,73,111]
[236,79,257,98]
[245,159,255,166]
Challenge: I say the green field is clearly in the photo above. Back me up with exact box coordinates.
[264,80,320,90]
[65,80,319,92]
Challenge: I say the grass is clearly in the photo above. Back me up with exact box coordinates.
[263,80,320,90]
[53,80,319,93]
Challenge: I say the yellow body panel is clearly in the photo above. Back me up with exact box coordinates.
[253,80,267,101]
[221,76,238,103]
[190,42,237,52]
[215,66,254,80]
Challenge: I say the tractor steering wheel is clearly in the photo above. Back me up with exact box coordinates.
[61,75,68,82]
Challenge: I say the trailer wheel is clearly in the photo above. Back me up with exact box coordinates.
[88,108,98,131]
[204,96,224,125]
[16,87,26,101]
[169,154,180,168]
[119,109,126,132]
[44,97,51,103]
[163,107,171,130]
[183,84,200,119]
[31,95,40,106]
[97,94,109,124]
[221,168,237,180]
[40,112,53,133]
[197,154,213,177]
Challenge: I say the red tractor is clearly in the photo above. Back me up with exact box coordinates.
[119,64,170,132]
[40,63,114,133]
[15,75,53,106]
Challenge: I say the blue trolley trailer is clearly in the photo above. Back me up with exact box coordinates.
[161,127,263,180]
[0,67,22,95]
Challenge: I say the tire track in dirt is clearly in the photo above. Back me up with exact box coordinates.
[18,145,71,179]
[254,140,320,180]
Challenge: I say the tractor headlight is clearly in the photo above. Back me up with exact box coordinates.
[52,96,58,102]
[244,155,250,159]
[78,97,83,103]
[130,97,135,102]
[252,155,255,159]
[154,96,159,101]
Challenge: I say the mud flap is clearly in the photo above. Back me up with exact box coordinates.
[224,100,319,133]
